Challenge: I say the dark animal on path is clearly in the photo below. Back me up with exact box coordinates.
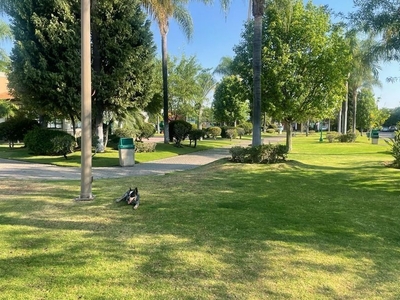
[116,187,140,209]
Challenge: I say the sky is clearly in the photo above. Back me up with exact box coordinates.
[150,0,400,109]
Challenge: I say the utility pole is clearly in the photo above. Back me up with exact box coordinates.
[76,0,93,201]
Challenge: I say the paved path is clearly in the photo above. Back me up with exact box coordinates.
[0,137,283,180]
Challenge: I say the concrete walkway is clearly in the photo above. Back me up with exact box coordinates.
[0,137,283,180]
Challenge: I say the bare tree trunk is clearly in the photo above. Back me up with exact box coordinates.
[342,99,348,134]
[286,122,293,152]
[337,108,342,133]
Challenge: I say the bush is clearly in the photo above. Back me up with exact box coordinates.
[188,129,204,148]
[266,128,276,134]
[338,131,358,143]
[135,142,156,153]
[114,127,136,139]
[24,128,75,155]
[136,123,156,142]
[240,122,252,135]
[207,126,221,139]
[0,117,39,148]
[384,129,400,167]
[326,132,340,143]
[225,128,238,140]
[236,127,245,139]
[51,135,76,159]
[229,144,288,164]
[168,120,192,146]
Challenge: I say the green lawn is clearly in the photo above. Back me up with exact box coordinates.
[0,137,250,167]
[1,134,399,299]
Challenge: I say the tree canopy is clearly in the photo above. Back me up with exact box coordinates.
[5,0,156,145]
[212,75,249,126]
[233,0,351,150]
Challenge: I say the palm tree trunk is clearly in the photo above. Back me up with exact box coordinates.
[252,0,264,147]
[161,33,170,143]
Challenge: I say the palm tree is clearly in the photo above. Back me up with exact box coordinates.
[141,0,194,143]
[0,20,12,71]
[250,0,265,146]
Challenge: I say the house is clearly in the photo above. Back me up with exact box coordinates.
[0,71,14,123]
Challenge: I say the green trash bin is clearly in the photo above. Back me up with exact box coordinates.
[118,138,135,166]
[371,130,379,144]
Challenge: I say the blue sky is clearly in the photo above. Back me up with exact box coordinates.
[150,0,400,109]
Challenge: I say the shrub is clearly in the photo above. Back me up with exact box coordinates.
[24,128,75,155]
[338,131,358,143]
[326,132,340,143]
[51,135,76,159]
[207,126,221,139]
[0,117,39,148]
[135,142,156,153]
[225,128,238,140]
[188,129,204,148]
[266,128,275,134]
[384,130,400,167]
[240,122,253,135]
[168,120,192,144]
[229,144,288,164]
[136,123,156,142]
[236,127,245,139]
[114,127,136,139]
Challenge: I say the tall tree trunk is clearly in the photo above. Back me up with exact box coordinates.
[337,107,342,133]
[342,79,349,134]
[251,1,264,147]
[342,99,348,134]
[161,33,170,143]
[352,91,358,133]
[198,105,203,130]
[286,121,293,152]
[91,1,104,152]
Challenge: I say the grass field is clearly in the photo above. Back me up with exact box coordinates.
[1,134,399,299]
[0,136,250,167]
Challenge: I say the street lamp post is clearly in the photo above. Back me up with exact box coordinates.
[76,0,93,201]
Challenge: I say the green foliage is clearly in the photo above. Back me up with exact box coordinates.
[384,127,400,167]
[51,135,75,159]
[212,75,249,125]
[24,128,74,155]
[326,132,341,143]
[240,122,253,135]
[6,0,156,138]
[229,144,288,164]
[114,127,136,139]
[169,120,192,146]
[207,126,222,139]
[188,129,203,148]
[0,117,39,147]
[266,128,276,134]
[225,128,238,140]
[338,131,359,143]
[233,0,351,125]
[236,127,245,138]
[135,142,156,153]
[136,123,156,142]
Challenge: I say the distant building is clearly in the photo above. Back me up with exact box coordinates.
[0,72,14,123]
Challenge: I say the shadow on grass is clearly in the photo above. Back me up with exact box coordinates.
[0,158,399,298]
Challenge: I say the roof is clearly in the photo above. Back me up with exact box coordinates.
[0,72,13,100]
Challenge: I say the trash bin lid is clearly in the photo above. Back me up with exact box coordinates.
[118,137,135,149]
